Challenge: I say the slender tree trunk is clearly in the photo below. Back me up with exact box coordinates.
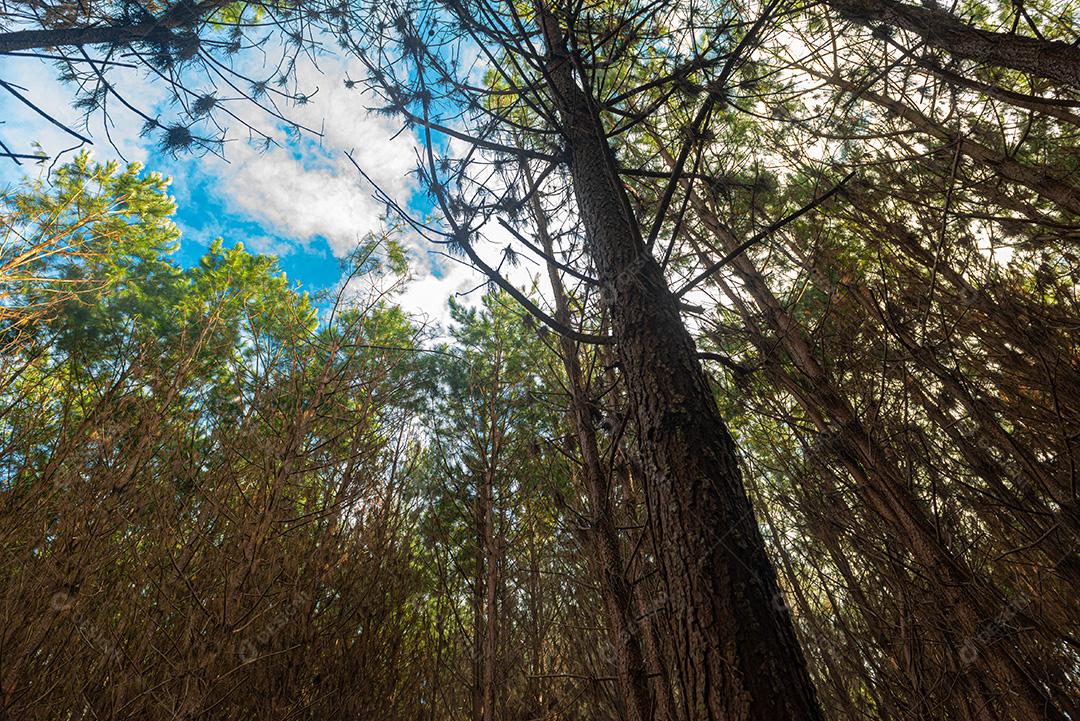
[526,166,657,721]
[801,66,1080,215]
[525,515,545,719]
[672,183,1069,720]
[534,9,824,720]
[480,364,502,721]
[481,466,497,721]
[472,512,485,721]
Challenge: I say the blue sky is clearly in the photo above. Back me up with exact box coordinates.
[0,49,495,328]
[161,160,338,293]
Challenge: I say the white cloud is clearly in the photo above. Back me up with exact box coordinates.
[239,234,298,257]
[0,41,419,257]
[397,255,483,331]
[0,41,557,329]
[173,47,420,259]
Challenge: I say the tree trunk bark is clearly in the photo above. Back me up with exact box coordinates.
[480,369,501,721]
[827,0,1080,90]
[535,9,824,721]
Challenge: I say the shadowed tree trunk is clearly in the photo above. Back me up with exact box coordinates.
[533,7,824,720]
[827,0,1080,90]
[655,139,1074,718]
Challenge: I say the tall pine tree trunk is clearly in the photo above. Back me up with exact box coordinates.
[534,9,824,720]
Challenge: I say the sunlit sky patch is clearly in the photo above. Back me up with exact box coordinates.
[0,49,492,329]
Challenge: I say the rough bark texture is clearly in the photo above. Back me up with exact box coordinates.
[536,9,824,721]
[0,24,173,52]
[828,0,1080,90]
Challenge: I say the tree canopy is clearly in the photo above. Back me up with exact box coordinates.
[1,0,1079,718]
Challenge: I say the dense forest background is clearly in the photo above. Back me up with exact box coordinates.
[1,0,1079,719]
